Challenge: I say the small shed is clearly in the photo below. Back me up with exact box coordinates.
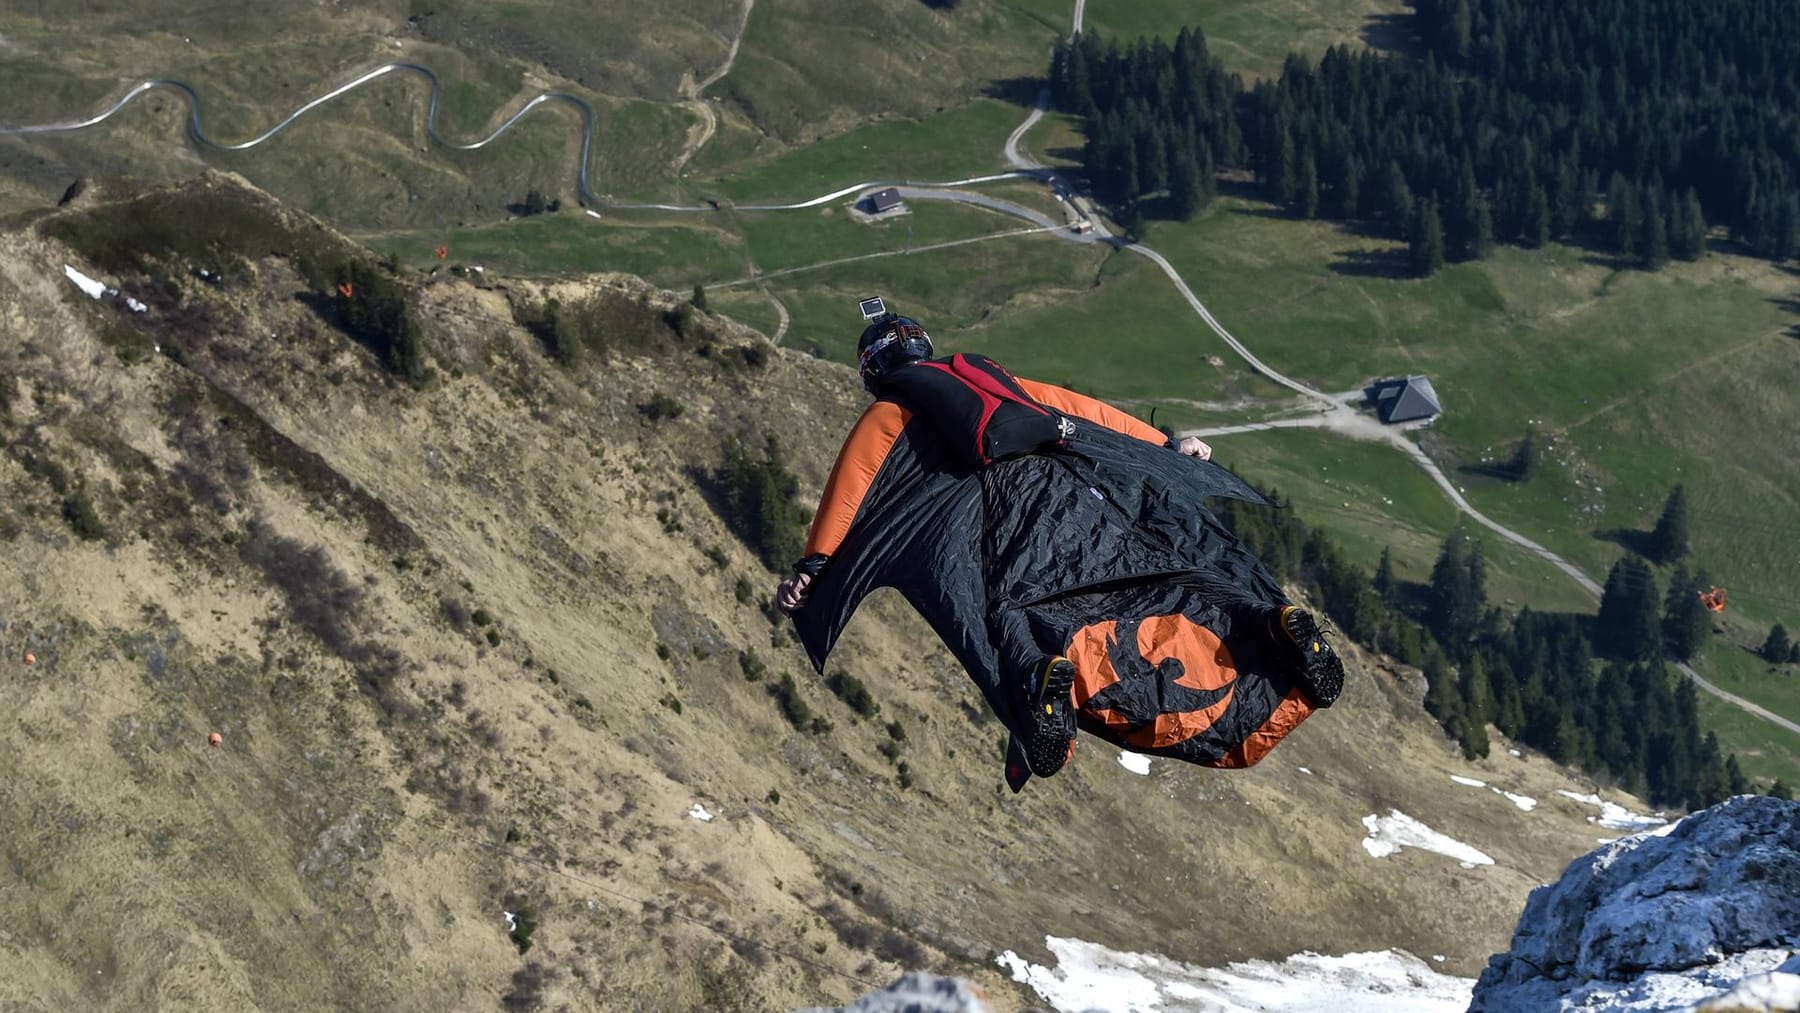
[1365,375,1443,423]
[864,187,904,214]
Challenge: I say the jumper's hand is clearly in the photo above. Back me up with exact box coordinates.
[776,572,814,614]
[1176,436,1213,460]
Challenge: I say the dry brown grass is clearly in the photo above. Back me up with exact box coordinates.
[0,176,1648,1010]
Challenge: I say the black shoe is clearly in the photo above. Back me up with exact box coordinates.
[1279,606,1344,708]
[1021,656,1078,778]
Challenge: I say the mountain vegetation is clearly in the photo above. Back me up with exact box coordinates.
[1053,0,1800,275]
[1223,491,1753,810]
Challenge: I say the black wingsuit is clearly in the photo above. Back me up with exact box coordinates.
[792,355,1320,790]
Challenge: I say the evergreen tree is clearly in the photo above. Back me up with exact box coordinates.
[1428,523,1485,652]
[1458,655,1494,758]
[1489,660,1526,738]
[1271,124,1298,206]
[1340,155,1363,219]
[1662,566,1711,661]
[1763,623,1793,663]
[1169,141,1205,220]
[1641,186,1669,269]
[1374,546,1397,603]
[1726,754,1749,796]
[1772,780,1794,801]
[1693,731,1729,807]
[1669,189,1703,261]
[1608,173,1640,257]
[690,283,708,312]
[1647,484,1691,564]
[1298,150,1320,219]
[1778,195,1800,261]
[1121,200,1147,240]
[1382,162,1412,236]
[1409,196,1446,277]
[1596,556,1660,660]
[1423,647,1464,728]
[1523,184,1551,248]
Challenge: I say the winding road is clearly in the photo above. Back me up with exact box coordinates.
[4,1,1791,738]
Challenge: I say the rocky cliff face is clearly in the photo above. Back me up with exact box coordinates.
[1471,795,1800,1012]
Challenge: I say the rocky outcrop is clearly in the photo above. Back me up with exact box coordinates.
[792,972,1008,1013]
[1471,795,1800,1012]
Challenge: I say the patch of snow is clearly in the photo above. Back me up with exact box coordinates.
[1555,790,1667,831]
[503,910,518,932]
[1298,767,1312,775]
[998,938,1474,1012]
[585,209,603,219]
[1708,969,1800,1012]
[124,296,147,313]
[687,803,714,822]
[1497,790,1537,812]
[65,264,106,299]
[1450,774,1487,787]
[1361,810,1494,867]
[1508,748,1521,757]
[1432,955,1445,963]
[1117,751,1151,776]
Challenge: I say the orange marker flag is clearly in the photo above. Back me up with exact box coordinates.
[208,732,223,747]
[435,246,449,259]
[337,282,354,298]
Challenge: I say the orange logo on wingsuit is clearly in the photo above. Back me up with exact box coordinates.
[1065,613,1237,749]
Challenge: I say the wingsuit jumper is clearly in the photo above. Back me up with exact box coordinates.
[775,303,1345,792]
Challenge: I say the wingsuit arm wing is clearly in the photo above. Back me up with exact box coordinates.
[802,401,912,561]
[1014,377,1168,446]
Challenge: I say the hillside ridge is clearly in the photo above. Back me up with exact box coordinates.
[0,174,1641,1010]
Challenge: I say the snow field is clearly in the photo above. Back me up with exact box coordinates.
[998,937,1475,1012]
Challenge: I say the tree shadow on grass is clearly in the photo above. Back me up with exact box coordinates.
[981,76,1047,109]
[1228,203,1296,221]
[1362,12,1422,57]
[1330,247,1412,278]
[1594,526,1656,558]
[1459,460,1527,482]
[1216,176,1264,202]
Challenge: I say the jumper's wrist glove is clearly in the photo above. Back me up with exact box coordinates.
[1174,436,1212,460]
[776,572,813,614]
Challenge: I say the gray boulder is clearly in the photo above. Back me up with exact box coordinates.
[1470,794,1800,1012]
[791,972,1004,1013]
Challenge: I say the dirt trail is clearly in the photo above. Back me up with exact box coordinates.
[671,0,755,173]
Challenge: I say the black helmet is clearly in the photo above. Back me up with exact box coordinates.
[856,313,933,392]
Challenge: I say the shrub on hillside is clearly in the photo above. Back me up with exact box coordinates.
[715,434,807,570]
[61,490,106,541]
[771,674,812,730]
[827,671,879,718]
[241,520,408,709]
[332,260,426,384]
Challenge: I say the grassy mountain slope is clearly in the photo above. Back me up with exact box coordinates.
[0,176,1642,1009]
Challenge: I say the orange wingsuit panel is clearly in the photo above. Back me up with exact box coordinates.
[1015,378,1167,446]
[804,401,912,559]
[1214,691,1316,768]
[1065,614,1239,749]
